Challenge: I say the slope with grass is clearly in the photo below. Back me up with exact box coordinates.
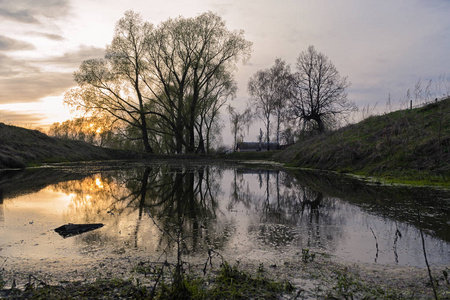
[0,123,133,169]
[276,98,450,185]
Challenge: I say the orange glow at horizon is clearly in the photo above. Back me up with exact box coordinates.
[95,178,104,189]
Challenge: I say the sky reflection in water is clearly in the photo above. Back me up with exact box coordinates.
[0,164,449,269]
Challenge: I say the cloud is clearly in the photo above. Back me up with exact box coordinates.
[0,45,105,104]
[27,31,65,41]
[0,8,39,24]
[0,35,35,51]
[39,45,105,68]
[0,72,74,103]
[0,0,71,24]
[0,53,39,77]
[0,110,46,124]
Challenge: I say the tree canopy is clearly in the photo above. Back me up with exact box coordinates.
[66,11,252,154]
[248,58,293,149]
[290,45,356,133]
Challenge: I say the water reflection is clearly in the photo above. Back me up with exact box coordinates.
[0,188,3,226]
[49,165,230,258]
[0,164,449,268]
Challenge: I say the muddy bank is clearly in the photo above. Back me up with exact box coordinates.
[1,249,448,299]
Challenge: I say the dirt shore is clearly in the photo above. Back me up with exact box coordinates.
[1,249,449,299]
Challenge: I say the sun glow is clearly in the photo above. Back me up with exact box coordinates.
[95,178,104,189]
[0,94,76,129]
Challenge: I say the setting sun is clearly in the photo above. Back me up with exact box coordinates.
[95,178,104,189]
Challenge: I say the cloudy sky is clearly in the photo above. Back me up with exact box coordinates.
[1,0,450,143]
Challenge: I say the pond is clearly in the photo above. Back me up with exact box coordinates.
[0,162,449,276]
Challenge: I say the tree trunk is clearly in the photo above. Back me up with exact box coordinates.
[196,127,206,154]
[276,112,281,146]
[176,95,184,154]
[316,117,325,133]
[187,91,199,154]
[196,139,205,154]
[188,125,196,153]
[205,126,211,154]
[140,113,153,153]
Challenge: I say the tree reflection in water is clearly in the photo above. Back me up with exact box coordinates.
[45,164,450,267]
[0,188,3,227]
[52,165,350,258]
[53,165,234,259]
[230,168,345,252]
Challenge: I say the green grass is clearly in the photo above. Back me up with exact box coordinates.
[2,261,294,299]
[139,261,294,300]
[275,98,450,187]
[202,261,294,299]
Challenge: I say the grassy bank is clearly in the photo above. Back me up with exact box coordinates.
[0,123,135,169]
[275,98,450,186]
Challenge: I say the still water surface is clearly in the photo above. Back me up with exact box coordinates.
[0,163,449,269]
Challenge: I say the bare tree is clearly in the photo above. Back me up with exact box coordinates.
[248,68,274,149]
[248,59,292,150]
[227,105,252,150]
[66,11,251,154]
[270,59,294,145]
[290,45,356,133]
[65,11,154,153]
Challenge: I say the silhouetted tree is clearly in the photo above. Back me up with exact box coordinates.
[248,58,293,149]
[66,11,251,154]
[227,105,253,150]
[66,11,154,152]
[48,116,117,147]
[291,46,356,133]
[144,12,251,153]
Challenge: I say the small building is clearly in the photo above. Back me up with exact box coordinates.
[236,142,280,152]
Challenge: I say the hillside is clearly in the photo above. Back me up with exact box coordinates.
[275,98,450,185]
[0,123,133,169]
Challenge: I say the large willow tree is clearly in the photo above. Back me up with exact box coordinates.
[143,12,251,153]
[66,11,251,154]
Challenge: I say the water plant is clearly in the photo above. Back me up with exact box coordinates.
[302,248,316,263]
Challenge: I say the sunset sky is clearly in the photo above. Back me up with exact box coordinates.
[1,0,450,143]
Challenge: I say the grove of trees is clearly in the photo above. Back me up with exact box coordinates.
[48,116,117,147]
[64,11,356,153]
[65,11,252,154]
[248,46,356,148]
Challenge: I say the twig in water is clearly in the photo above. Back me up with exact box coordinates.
[393,227,402,264]
[149,260,168,299]
[370,227,379,263]
[202,249,224,275]
[417,209,438,300]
